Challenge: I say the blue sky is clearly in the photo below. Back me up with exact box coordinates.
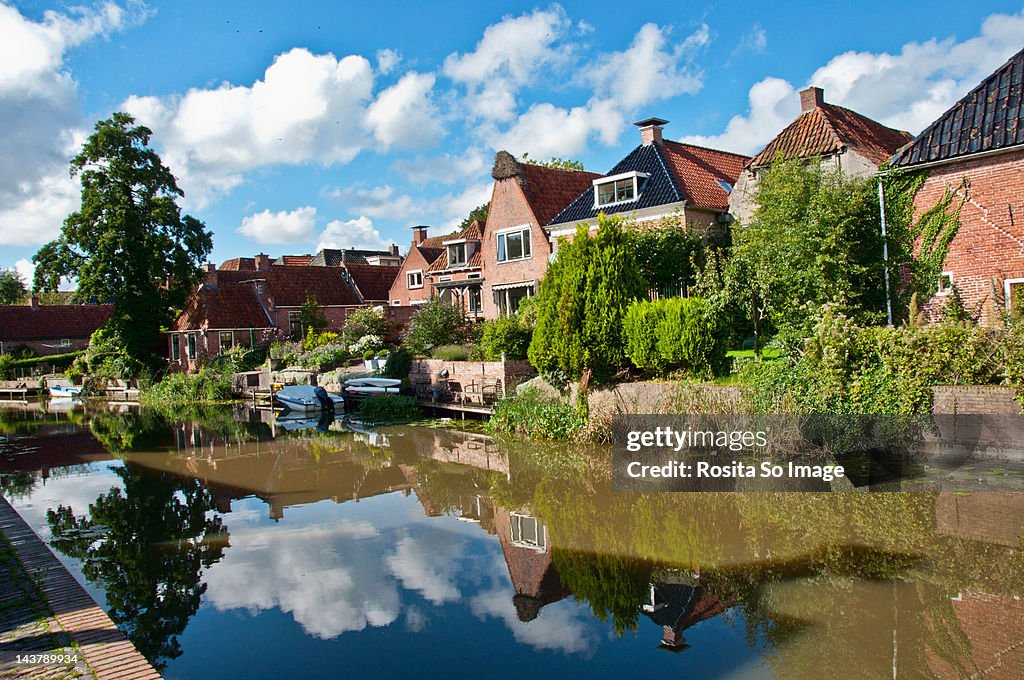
[3,1,1024,284]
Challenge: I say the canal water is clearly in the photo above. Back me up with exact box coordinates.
[1,401,1023,679]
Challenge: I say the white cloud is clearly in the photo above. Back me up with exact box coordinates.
[492,99,624,159]
[385,531,464,605]
[375,48,401,75]
[124,48,376,208]
[680,77,798,154]
[237,206,317,244]
[203,521,402,639]
[0,2,137,246]
[443,7,575,122]
[733,23,767,57]
[583,23,708,109]
[324,180,492,234]
[683,10,1024,154]
[391,148,488,186]
[14,259,36,286]
[326,185,418,220]
[366,72,444,150]
[316,216,392,252]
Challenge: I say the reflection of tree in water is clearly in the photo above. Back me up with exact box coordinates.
[47,462,228,670]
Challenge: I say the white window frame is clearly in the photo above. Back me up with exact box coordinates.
[391,299,401,306]
[1005,278,1024,311]
[509,512,546,550]
[59,338,71,348]
[593,171,648,208]
[219,331,234,353]
[448,242,468,268]
[937,272,954,296]
[186,333,197,360]
[496,225,533,263]
[407,270,424,289]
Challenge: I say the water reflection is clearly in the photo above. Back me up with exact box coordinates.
[1,401,1023,678]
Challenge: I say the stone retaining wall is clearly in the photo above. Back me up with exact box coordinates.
[409,359,536,396]
[931,385,1019,414]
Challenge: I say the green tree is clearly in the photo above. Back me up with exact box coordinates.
[529,215,647,383]
[727,157,887,339]
[629,221,702,298]
[402,298,469,354]
[519,154,586,171]
[48,462,228,670]
[0,268,26,305]
[298,293,328,337]
[459,203,490,230]
[33,113,212,370]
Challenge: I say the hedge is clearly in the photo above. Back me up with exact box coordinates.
[623,298,726,378]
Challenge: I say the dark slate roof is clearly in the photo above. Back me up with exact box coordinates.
[309,248,398,267]
[0,304,113,340]
[641,583,732,633]
[344,263,399,301]
[892,47,1024,167]
[750,103,912,168]
[550,140,749,225]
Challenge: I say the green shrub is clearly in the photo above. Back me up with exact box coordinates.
[363,349,376,360]
[297,342,348,370]
[431,344,471,361]
[0,353,12,379]
[142,365,232,407]
[655,298,727,378]
[343,307,389,344]
[486,387,586,441]
[355,394,421,424]
[383,347,413,380]
[303,329,339,351]
[623,299,668,372]
[403,300,470,354]
[480,317,531,360]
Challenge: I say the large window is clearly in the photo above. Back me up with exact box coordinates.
[494,284,534,316]
[407,270,423,288]
[448,243,467,267]
[288,311,302,339]
[497,228,532,262]
[468,286,482,314]
[219,331,234,353]
[510,513,546,550]
[171,335,180,361]
[186,334,197,360]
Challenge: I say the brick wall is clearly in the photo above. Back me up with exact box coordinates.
[480,177,547,319]
[912,147,1024,324]
[389,247,434,306]
[409,358,536,394]
[931,385,1020,414]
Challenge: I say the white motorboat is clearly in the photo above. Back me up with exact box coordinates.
[343,377,402,396]
[274,385,344,412]
[49,385,82,398]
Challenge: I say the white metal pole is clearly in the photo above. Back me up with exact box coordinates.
[878,178,894,327]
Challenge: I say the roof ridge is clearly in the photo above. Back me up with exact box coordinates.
[812,106,846,151]
[650,143,686,203]
[662,138,751,160]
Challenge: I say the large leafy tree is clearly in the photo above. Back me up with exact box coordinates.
[0,269,26,305]
[33,113,212,367]
[528,215,647,383]
[726,157,888,338]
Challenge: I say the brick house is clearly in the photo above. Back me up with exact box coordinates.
[729,86,913,225]
[481,152,600,317]
[547,118,749,258]
[388,226,450,307]
[890,47,1024,324]
[0,299,112,356]
[423,220,486,318]
[167,265,364,371]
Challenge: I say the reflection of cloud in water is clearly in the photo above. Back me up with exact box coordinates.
[203,521,401,639]
[405,604,428,632]
[386,530,464,604]
[469,557,597,657]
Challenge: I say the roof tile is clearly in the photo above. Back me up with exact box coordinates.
[0,305,113,341]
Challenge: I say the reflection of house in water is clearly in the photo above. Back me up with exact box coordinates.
[642,580,734,652]
[493,506,570,622]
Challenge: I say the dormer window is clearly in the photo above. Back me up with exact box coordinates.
[593,171,648,208]
[446,241,466,268]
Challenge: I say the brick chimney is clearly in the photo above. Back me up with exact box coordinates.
[255,253,271,271]
[205,263,216,272]
[411,226,429,246]
[29,296,39,309]
[389,243,400,256]
[635,117,669,145]
[800,86,824,113]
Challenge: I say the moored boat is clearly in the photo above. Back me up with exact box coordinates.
[49,385,83,398]
[274,385,344,412]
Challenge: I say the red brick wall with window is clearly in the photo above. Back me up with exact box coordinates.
[911,148,1024,324]
[389,247,433,306]
[480,178,551,318]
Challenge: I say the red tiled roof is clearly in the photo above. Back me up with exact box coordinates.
[749,103,912,168]
[219,257,256,271]
[660,140,750,210]
[344,263,399,301]
[425,221,484,273]
[258,267,362,307]
[0,304,113,341]
[173,285,271,331]
[275,255,314,266]
[519,164,602,226]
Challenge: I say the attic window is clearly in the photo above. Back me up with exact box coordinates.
[593,171,648,208]
[716,179,733,194]
[448,242,467,267]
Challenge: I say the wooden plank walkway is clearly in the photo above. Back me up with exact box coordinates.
[0,498,161,679]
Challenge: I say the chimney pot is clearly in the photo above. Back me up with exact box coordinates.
[800,86,824,113]
[635,117,669,145]
[255,253,271,271]
[411,226,429,246]
[389,243,400,257]
[206,263,216,272]
[29,296,39,309]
